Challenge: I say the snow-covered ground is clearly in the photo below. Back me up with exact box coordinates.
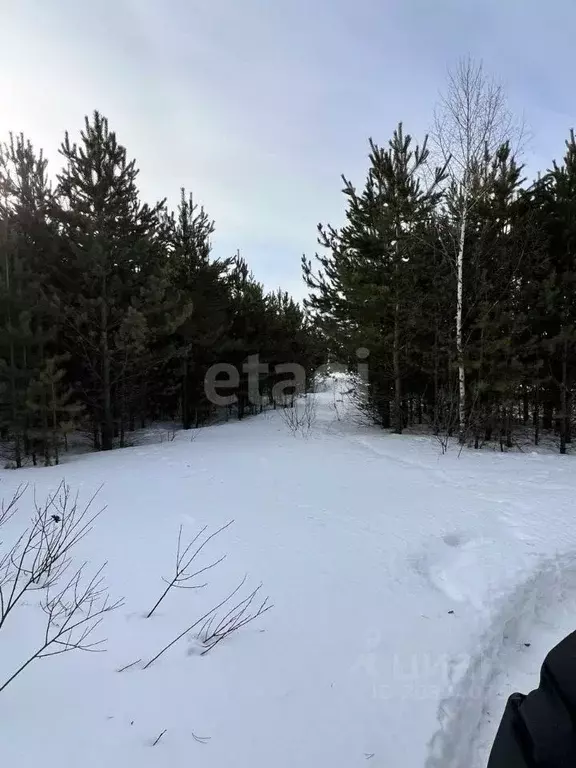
[2,377,576,767]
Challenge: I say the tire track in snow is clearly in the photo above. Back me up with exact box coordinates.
[425,551,576,768]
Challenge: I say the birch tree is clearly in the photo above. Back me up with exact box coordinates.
[433,56,521,442]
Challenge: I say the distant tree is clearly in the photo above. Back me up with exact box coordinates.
[26,355,83,465]
[304,123,446,432]
[162,189,230,429]
[0,135,58,466]
[530,131,576,453]
[433,56,522,442]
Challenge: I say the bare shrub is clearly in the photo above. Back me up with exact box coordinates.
[0,482,122,693]
[429,386,460,454]
[146,520,233,618]
[0,484,23,528]
[143,576,272,668]
[160,425,178,444]
[197,580,272,655]
[279,392,317,437]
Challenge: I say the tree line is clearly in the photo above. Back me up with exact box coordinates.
[303,58,576,453]
[0,112,322,467]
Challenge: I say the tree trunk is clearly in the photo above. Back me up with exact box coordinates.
[560,337,568,455]
[92,419,101,451]
[380,399,391,429]
[50,379,59,466]
[433,325,439,431]
[456,198,467,443]
[119,372,128,448]
[522,391,529,425]
[182,357,192,429]
[506,409,513,449]
[139,377,147,429]
[41,385,50,467]
[100,278,113,451]
[534,384,540,446]
[543,400,553,430]
[5,247,22,468]
[392,304,402,434]
[119,376,126,448]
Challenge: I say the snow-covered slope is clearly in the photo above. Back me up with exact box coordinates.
[2,379,576,767]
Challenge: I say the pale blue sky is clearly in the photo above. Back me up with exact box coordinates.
[1,0,574,298]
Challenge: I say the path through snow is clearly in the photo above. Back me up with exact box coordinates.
[1,379,576,767]
[426,551,576,766]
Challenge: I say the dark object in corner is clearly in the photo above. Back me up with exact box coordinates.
[487,630,576,766]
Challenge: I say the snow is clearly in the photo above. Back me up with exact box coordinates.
[2,377,576,767]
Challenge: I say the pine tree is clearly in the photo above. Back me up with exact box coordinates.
[226,255,271,419]
[56,111,165,450]
[304,124,446,432]
[163,189,231,428]
[461,144,532,446]
[530,131,576,453]
[26,355,82,465]
[0,135,57,466]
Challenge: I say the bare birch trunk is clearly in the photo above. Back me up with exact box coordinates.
[457,199,466,443]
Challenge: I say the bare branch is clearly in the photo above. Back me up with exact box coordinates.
[0,483,121,693]
[146,520,234,618]
[0,560,122,693]
[0,484,26,529]
[116,658,142,673]
[433,56,523,194]
[152,730,167,747]
[0,482,105,632]
[143,575,249,669]
[278,390,317,437]
[191,731,211,744]
[199,582,273,655]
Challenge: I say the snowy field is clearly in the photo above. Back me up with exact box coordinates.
[2,377,576,767]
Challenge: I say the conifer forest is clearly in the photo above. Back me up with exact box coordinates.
[3,59,576,464]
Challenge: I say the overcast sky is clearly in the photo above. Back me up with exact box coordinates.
[1,0,574,298]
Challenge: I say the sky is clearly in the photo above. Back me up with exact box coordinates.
[1,0,575,299]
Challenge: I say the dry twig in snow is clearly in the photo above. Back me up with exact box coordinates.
[198,581,272,654]
[146,520,233,619]
[0,482,122,693]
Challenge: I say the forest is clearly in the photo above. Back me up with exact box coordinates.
[3,58,576,464]
[304,60,576,454]
[0,111,322,467]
